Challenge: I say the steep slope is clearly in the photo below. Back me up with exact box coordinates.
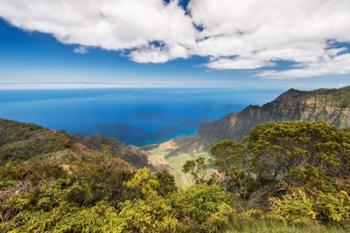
[175,86,350,152]
[85,134,151,169]
[0,119,135,208]
[0,119,81,164]
[0,118,151,168]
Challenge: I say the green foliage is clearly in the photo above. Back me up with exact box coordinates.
[181,121,350,229]
[272,188,350,225]
[246,121,350,191]
[65,181,94,206]
[0,161,27,181]
[210,140,246,172]
[271,188,317,224]
[67,151,132,205]
[155,170,177,196]
[0,130,71,162]
[182,157,210,184]
[1,119,350,232]
[172,185,237,232]
[210,140,254,207]
[0,146,134,231]
[316,190,350,224]
[206,122,350,207]
[0,119,41,146]
[125,168,160,199]
[290,164,336,192]
[201,203,238,233]
[118,198,184,233]
[0,202,121,233]
[227,219,350,233]
[56,202,121,233]
[0,161,27,188]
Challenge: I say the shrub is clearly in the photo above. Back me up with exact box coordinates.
[271,188,317,224]
[117,198,184,233]
[201,203,238,233]
[316,191,350,224]
[272,188,350,225]
[172,185,237,232]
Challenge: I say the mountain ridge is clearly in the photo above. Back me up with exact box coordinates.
[0,118,151,169]
[173,86,350,153]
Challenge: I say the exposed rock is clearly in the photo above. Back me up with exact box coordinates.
[175,86,350,153]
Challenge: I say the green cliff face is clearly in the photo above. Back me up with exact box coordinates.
[176,86,350,152]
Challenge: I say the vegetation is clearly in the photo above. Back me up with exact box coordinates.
[144,143,211,187]
[183,121,350,230]
[1,119,350,232]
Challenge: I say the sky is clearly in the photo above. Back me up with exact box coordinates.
[1,0,350,89]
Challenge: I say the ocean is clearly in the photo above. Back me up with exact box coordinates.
[0,88,282,145]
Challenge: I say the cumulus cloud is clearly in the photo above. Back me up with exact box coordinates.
[0,0,195,51]
[189,0,350,78]
[258,51,350,79]
[1,0,350,78]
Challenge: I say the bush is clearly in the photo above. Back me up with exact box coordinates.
[271,188,350,225]
[172,185,237,232]
[117,198,184,233]
[201,203,237,233]
[271,188,317,224]
[316,191,350,224]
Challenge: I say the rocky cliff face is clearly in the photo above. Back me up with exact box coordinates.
[175,86,350,153]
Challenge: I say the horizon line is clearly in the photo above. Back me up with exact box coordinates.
[0,82,281,90]
[0,82,347,91]
[0,81,216,89]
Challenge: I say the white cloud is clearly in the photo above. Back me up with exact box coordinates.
[130,43,189,63]
[258,52,350,79]
[189,0,350,77]
[0,0,195,52]
[205,57,274,70]
[1,0,350,78]
[74,46,89,54]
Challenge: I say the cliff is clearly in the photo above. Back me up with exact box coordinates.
[175,86,350,152]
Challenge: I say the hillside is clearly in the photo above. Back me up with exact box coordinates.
[174,86,350,153]
[0,118,151,169]
[1,119,349,232]
[84,134,151,169]
[144,86,350,186]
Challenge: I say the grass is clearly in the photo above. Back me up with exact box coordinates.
[227,220,349,233]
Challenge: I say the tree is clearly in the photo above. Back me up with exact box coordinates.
[183,157,210,184]
[245,121,350,192]
[207,121,350,211]
[156,170,177,196]
[210,140,253,207]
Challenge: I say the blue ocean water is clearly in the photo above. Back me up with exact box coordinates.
[0,88,282,145]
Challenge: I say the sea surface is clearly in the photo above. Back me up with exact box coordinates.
[0,88,282,145]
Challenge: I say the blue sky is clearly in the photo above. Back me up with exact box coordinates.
[1,0,350,89]
[0,18,237,87]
